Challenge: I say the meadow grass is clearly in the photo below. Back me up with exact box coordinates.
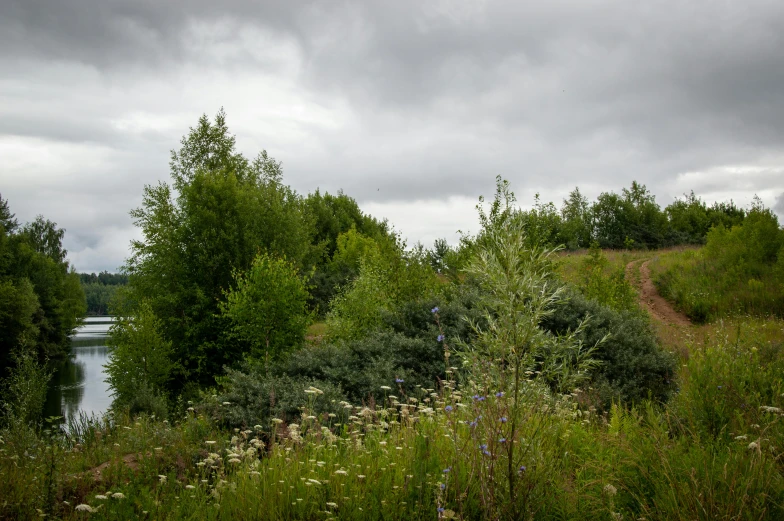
[649,248,784,323]
[2,316,783,520]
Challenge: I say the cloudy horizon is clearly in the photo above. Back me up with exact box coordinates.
[2,0,784,273]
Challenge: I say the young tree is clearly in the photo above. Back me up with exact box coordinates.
[221,253,310,362]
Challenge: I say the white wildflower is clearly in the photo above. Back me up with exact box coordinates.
[75,504,95,512]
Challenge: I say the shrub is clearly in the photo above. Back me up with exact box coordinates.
[542,289,677,408]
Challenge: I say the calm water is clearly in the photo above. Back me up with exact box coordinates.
[44,316,113,423]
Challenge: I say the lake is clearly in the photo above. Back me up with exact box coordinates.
[44,316,113,424]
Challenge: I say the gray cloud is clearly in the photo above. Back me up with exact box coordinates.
[1,1,784,271]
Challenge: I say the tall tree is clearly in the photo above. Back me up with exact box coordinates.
[122,110,315,390]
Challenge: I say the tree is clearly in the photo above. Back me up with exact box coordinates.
[560,187,592,249]
[105,301,175,416]
[122,110,315,390]
[221,253,310,361]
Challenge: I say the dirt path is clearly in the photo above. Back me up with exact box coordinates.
[626,259,691,327]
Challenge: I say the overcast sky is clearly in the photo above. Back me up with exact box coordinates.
[2,0,784,273]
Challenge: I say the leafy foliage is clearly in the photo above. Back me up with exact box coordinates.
[221,253,310,361]
[0,194,85,399]
[542,290,677,408]
[105,301,175,417]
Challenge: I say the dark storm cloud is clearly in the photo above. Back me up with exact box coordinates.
[2,0,784,270]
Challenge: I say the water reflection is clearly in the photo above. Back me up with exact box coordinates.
[44,317,114,423]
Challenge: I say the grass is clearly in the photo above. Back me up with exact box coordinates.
[649,248,784,323]
[3,315,784,520]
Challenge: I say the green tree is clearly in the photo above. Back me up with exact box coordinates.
[560,187,592,249]
[105,301,175,416]
[122,110,315,390]
[221,253,310,362]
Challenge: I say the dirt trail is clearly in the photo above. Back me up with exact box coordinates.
[627,259,692,327]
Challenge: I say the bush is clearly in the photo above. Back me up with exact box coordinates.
[542,290,677,408]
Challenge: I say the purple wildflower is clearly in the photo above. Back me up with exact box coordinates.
[437,334,444,342]
[396,378,404,383]
[495,392,504,398]
[500,416,507,423]
[445,405,453,412]
[431,307,439,314]
[499,438,507,443]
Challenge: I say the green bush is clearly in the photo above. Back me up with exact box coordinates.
[575,244,639,313]
[542,290,677,408]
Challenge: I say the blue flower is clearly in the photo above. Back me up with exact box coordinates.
[396,378,404,383]
[499,438,507,443]
[518,465,527,473]
[483,450,491,456]
[495,392,504,398]
[431,307,439,314]
[437,334,444,342]
[500,416,507,423]
[479,444,487,450]
[437,507,445,513]
[443,467,451,473]
[440,483,446,490]
[445,405,453,412]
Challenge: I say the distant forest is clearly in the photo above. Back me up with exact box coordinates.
[78,272,128,315]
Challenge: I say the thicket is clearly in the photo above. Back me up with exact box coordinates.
[652,202,784,322]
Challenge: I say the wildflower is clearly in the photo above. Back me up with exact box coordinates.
[380,385,392,390]
[205,441,216,445]
[518,466,526,473]
[357,475,366,479]
[438,507,445,513]
[431,307,439,313]
[228,458,242,464]
[308,479,322,485]
[185,485,195,490]
[440,483,446,490]
[326,502,338,508]
[254,424,263,430]
[604,484,617,496]
[111,493,125,499]
[335,469,348,475]
[222,402,231,405]
[500,416,507,423]
[154,447,163,452]
[95,495,107,500]
[271,418,283,424]
[748,441,760,451]
[437,335,444,342]
[75,504,95,512]
[396,378,404,383]
[483,450,491,456]
[445,405,453,412]
[443,467,451,473]
[495,392,504,398]
[499,438,507,443]
[158,475,167,483]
